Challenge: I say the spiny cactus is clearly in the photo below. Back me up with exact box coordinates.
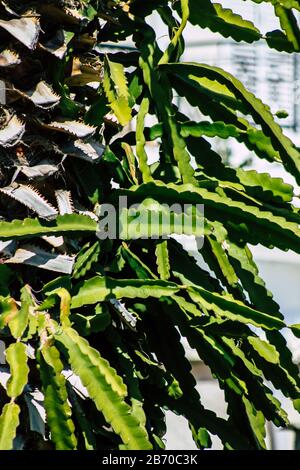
[0,0,299,451]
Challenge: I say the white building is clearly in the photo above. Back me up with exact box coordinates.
[182,0,300,132]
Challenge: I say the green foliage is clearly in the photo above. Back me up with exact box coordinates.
[55,327,152,450]
[71,277,180,308]
[182,0,261,43]
[38,345,77,450]
[0,403,20,450]
[0,0,299,450]
[0,215,97,240]
[103,57,132,126]
[6,342,29,398]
